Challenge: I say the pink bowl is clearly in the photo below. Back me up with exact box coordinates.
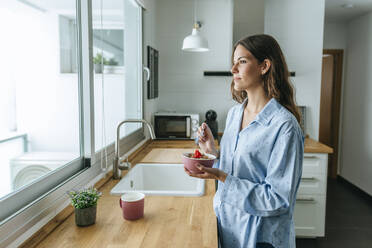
[182,152,216,174]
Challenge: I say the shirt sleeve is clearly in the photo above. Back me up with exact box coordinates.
[220,129,304,217]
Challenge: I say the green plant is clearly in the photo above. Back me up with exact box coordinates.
[67,187,102,209]
[107,58,118,66]
[93,53,107,65]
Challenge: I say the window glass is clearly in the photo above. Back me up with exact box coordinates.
[92,0,142,152]
[123,0,143,136]
[0,0,80,199]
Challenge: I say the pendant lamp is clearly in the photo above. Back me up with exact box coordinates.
[182,0,209,52]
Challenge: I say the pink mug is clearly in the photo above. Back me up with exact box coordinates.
[119,192,145,220]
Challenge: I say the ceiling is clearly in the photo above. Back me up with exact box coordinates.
[17,0,124,22]
[18,0,123,11]
[19,0,372,24]
[325,0,372,22]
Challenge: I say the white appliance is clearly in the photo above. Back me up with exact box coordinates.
[9,152,78,190]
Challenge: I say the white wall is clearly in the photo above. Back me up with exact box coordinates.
[155,0,235,131]
[323,22,347,50]
[233,0,264,44]
[154,0,325,137]
[339,12,372,195]
[264,0,325,140]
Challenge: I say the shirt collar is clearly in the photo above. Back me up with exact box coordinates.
[241,98,280,126]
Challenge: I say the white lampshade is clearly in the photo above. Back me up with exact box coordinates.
[182,28,209,52]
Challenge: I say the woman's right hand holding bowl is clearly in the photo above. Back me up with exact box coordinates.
[184,123,226,182]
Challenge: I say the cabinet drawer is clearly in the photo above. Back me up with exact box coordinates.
[302,154,327,176]
[297,174,326,195]
[294,194,326,237]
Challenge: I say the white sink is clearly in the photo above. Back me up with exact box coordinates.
[110,163,205,197]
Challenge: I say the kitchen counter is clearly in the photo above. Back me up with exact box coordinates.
[34,141,218,248]
[304,138,333,153]
[141,137,333,153]
[31,138,331,248]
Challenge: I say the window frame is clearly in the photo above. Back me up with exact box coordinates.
[0,0,145,246]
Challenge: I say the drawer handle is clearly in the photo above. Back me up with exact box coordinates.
[304,155,317,159]
[301,177,317,181]
[296,197,316,203]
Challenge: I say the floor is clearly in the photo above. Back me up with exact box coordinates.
[296,177,372,248]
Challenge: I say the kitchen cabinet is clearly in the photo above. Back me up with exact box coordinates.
[294,153,328,237]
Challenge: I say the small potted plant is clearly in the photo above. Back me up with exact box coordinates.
[93,53,107,73]
[67,187,102,227]
[104,58,119,73]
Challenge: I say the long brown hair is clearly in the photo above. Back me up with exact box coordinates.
[231,34,301,123]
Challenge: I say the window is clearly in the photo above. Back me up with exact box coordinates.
[0,0,144,237]
[0,0,82,220]
[92,0,143,153]
[58,0,144,155]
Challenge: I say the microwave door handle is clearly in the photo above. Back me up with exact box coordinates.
[186,117,191,138]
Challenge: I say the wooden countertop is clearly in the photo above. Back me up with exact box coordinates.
[32,138,331,248]
[144,137,333,153]
[34,143,218,248]
[304,138,333,153]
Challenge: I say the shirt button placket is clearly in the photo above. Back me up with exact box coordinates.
[231,134,240,175]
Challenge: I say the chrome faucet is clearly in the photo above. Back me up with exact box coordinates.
[113,119,156,179]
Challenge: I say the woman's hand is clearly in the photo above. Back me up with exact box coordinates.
[197,123,218,157]
[184,164,227,182]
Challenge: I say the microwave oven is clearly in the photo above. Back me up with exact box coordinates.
[154,112,199,139]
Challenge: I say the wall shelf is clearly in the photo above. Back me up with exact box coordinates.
[203,71,296,77]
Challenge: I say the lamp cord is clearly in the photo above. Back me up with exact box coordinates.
[194,0,196,25]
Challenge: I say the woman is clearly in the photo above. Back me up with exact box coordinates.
[185,34,304,248]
